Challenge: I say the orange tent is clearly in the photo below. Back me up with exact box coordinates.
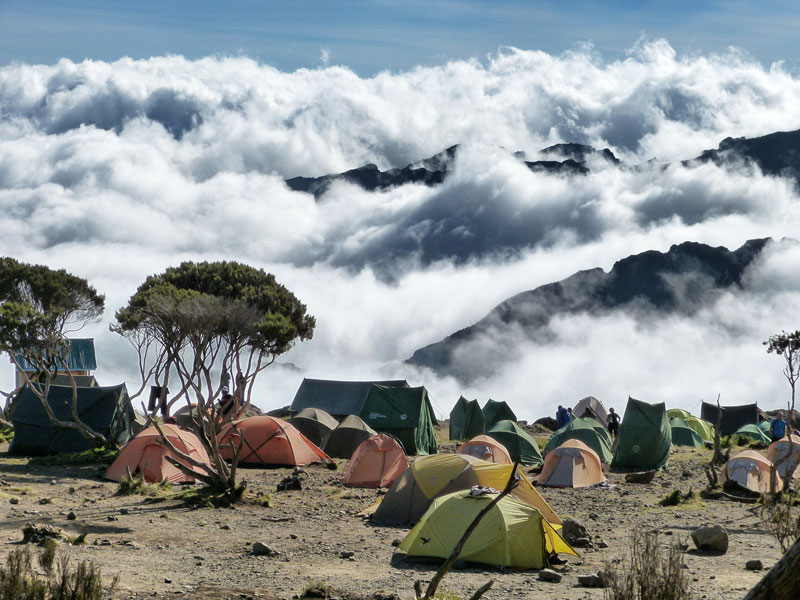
[216,416,330,466]
[538,439,605,488]
[105,424,211,484]
[722,450,782,494]
[766,434,800,479]
[342,433,408,488]
[456,435,512,464]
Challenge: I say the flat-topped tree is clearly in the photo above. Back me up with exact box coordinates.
[113,260,315,491]
[0,257,108,444]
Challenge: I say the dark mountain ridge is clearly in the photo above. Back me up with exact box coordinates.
[286,128,800,198]
[406,238,771,382]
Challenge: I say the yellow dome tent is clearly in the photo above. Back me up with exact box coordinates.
[399,489,576,569]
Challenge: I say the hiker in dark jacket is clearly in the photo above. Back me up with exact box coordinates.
[556,405,569,429]
[607,407,621,437]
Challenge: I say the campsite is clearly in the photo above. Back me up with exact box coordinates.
[0,405,794,600]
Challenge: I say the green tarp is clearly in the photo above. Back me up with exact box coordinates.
[670,417,704,447]
[360,385,438,455]
[9,384,134,456]
[733,423,771,445]
[14,338,97,373]
[449,396,484,441]
[611,397,671,470]
[542,417,613,463]
[487,420,543,467]
[482,399,517,429]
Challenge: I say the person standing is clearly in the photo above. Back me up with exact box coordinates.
[566,407,575,422]
[607,407,621,438]
[556,405,569,429]
[770,412,787,442]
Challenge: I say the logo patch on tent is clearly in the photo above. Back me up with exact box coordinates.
[632,445,641,453]
[400,414,407,420]
[369,413,386,419]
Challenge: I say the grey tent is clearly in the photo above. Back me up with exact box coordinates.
[322,415,377,459]
[289,407,339,447]
[449,396,485,441]
[482,399,517,429]
[9,384,134,455]
[290,378,410,418]
[700,402,760,436]
[572,396,609,428]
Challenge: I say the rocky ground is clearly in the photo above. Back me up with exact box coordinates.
[0,430,787,600]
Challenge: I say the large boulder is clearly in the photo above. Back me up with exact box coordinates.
[691,525,728,553]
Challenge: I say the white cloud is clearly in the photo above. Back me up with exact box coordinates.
[2,41,800,421]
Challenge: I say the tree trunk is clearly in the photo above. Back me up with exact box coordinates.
[744,536,800,600]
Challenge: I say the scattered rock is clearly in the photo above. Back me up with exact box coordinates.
[9,498,19,505]
[252,542,275,556]
[107,516,118,521]
[745,559,764,571]
[66,511,76,520]
[164,578,172,584]
[120,508,130,515]
[561,518,590,544]
[691,525,729,553]
[572,537,592,548]
[340,551,355,559]
[220,524,231,530]
[391,539,402,547]
[577,572,606,588]
[290,533,298,540]
[538,568,562,583]
[597,539,609,549]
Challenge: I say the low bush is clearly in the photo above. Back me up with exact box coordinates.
[29,447,118,467]
[604,530,694,600]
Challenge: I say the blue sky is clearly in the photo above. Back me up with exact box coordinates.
[1,0,799,74]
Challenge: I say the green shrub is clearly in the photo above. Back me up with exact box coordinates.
[604,530,693,600]
[0,546,112,600]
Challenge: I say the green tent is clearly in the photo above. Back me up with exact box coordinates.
[360,385,438,455]
[733,423,771,446]
[542,417,613,463]
[487,420,543,467]
[449,396,485,441]
[9,384,134,456]
[482,399,517,429]
[757,421,771,434]
[683,415,714,443]
[669,417,704,447]
[290,378,409,417]
[399,489,576,569]
[611,397,671,470]
[666,408,692,420]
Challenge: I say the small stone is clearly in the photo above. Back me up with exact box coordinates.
[538,568,562,583]
[67,511,76,520]
[107,516,118,521]
[220,524,231,530]
[340,551,355,559]
[9,498,18,505]
[561,518,589,544]
[68,487,75,494]
[572,537,592,548]
[164,578,172,584]
[597,540,609,549]
[252,541,273,556]
[745,559,763,571]
[120,508,130,515]
[391,539,402,547]
[290,533,298,539]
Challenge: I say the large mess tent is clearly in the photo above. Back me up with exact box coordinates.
[449,396,485,441]
[105,424,211,484]
[289,379,437,454]
[360,385,438,455]
[289,378,409,417]
[371,454,561,527]
[542,417,613,464]
[611,397,671,471]
[399,490,577,569]
[9,384,134,455]
[701,402,760,436]
[486,420,543,467]
[482,399,517,429]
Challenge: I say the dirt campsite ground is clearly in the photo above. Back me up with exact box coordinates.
[0,425,787,600]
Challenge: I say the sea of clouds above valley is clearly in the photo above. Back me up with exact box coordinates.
[1,39,800,419]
